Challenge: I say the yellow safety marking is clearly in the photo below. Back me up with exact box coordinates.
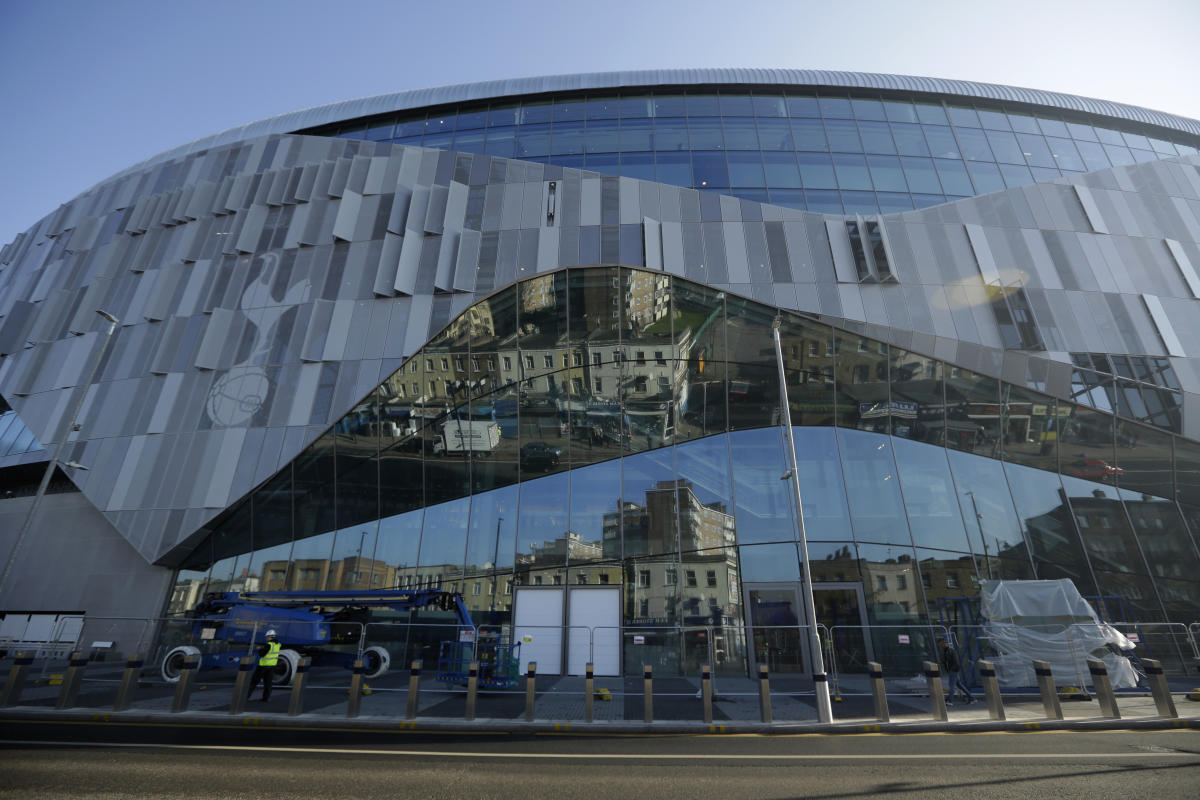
[553,723,570,731]
[242,718,260,726]
[1022,722,1042,730]
[861,724,881,732]
[707,725,726,734]
[89,714,110,723]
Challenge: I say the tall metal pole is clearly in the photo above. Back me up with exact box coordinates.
[0,310,119,599]
[772,316,833,723]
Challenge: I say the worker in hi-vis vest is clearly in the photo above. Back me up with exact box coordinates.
[248,629,282,702]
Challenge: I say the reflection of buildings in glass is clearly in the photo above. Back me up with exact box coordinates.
[259,556,396,592]
[810,546,920,619]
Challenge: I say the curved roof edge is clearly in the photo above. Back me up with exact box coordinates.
[118,68,1200,178]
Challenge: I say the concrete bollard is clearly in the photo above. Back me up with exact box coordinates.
[1086,658,1120,719]
[757,663,772,724]
[406,660,422,720]
[346,659,364,718]
[55,652,88,710]
[1142,659,1178,719]
[867,661,889,723]
[465,661,479,721]
[170,654,199,713]
[1033,660,1063,720]
[924,661,948,721]
[976,659,1006,721]
[701,665,713,724]
[113,655,144,712]
[229,656,255,715]
[643,664,654,723]
[584,663,594,723]
[288,657,310,717]
[524,661,537,722]
[1,651,33,707]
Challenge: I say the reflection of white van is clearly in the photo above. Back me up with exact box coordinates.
[440,420,501,453]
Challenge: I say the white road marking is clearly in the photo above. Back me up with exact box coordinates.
[1,740,1196,760]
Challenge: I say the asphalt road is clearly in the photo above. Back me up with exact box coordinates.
[2,722,1198,799]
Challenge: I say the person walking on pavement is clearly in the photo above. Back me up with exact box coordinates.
[248,629,282,702]
[939,639,975,705]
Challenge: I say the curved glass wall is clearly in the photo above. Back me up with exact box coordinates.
[172,267,1200,676]
[305,88,1200,215]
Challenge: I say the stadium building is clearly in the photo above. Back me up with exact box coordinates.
[1,70,1199,678]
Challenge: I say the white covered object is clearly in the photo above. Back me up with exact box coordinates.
[979,579,1139,689]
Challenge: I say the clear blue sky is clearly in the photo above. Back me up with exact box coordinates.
[2,0,1198,246]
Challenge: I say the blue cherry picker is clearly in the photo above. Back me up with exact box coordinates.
[160,588,521,689]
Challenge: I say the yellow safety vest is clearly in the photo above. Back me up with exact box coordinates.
[259,640,281,667]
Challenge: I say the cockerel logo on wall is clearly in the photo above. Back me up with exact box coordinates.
[205,252,310,427]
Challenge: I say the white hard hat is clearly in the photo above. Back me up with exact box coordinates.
[265,629,277,638]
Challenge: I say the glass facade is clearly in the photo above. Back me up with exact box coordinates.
[305,88,1200,215]
[172,267,1200,676]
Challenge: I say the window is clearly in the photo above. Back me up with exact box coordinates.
[472,581,482,595]
[896,574,907,590]
[553,574,562,585]
[441,358,449,370]
[636,351,646,364]
[706,569,717,587]
[612,350,621,363]
[639,598,650,616]
[505,580,513,594]
[576,573,587,584]
[875,575,888,591]
[562,353,570,368]
[599,573,610,585]
[573,352,583,367]
[655,351,666,365]
[638,569,651,587]
[666,567,678,585]
[503,356,512,370]
[544,355,554,369]
[471,358,479,371]
[425,358,434,370]
[535,575,543,585]
[525,355,535,369]
[595,378,603,392]
[686,570,698,587]
[411,362,418,373]
[946,573,960,589]
[593,352,602,366]
[455,357,465,370]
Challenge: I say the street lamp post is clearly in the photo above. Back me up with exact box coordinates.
[0,310,120,600]
[771,316,834,724]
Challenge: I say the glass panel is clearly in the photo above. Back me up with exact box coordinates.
[762,151,802,188]
[889,348,943,445]
[825,119,863,152]
[923,125,959,159]
[755,118,793,151]
[866,155,907,192]
[1114,419,1173,497]
[946,106,980,127]
[835,332,890,432]
[899,157,942,193]
[730,428,794,545]
[293,435,337,540]
[790,427,853,541]
[933,159,972,195]
[1177,437,1200,505]
[916,549,981,616]
[1061,474,1145,575]
[796,152,837,189]
[832,153,872,190]
[692,151,729,188]
[779,314,835,426]
[837,429,911,546]
[722,117,760,150]
[621,447,678,557]
[893,437,973,553]
[1001,384,1058,472]
[727,151,766,187]
[326,523,378,590]
[1004,462,1095,591]
[286,530,336,591]
[947,449,1031,572]
[1060,404,1116,485]
[417,496,469,588]
[740,545,800,583]
[673,280,727,441]
[891,123,929,156]
[723,295,779,431]
[374,508,423,589]
[856,542,924,625]
[790,118,828,150]
[944,366,1001,457]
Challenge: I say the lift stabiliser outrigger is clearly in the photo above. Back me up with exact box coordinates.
[159,588,520,689]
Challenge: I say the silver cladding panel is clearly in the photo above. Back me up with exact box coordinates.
[1,134,1199,566]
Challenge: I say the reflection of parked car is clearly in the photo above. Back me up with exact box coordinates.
[1064,458,1123,481]
[520,442,562,470]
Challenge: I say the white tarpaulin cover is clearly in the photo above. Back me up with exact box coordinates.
[979,579,1139,689]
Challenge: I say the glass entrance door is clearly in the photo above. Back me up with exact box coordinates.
[745,584,807,674]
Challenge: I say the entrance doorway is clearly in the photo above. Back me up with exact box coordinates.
[744,582,871,675]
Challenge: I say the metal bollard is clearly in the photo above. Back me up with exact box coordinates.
[976,659,1006,721]
[924,661,948,722]
[229,656,255,715]
[584,663,594,723]
[288,657,311,717]
[1033,660,1063,720]
[757,663,772,724]
[170,654,199,713]
[1086,658,1120,719]
[1142,659,1178,719]
[465,661,479,721]
[643,664,654,723]
[346,659,364,718]
[700,665,713,724]
[405,659,422,720]
[113,654,144,712]
[867,661,889,723]
[524,661,537,722]
[56,651,88,710]
[2,651,33,707]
